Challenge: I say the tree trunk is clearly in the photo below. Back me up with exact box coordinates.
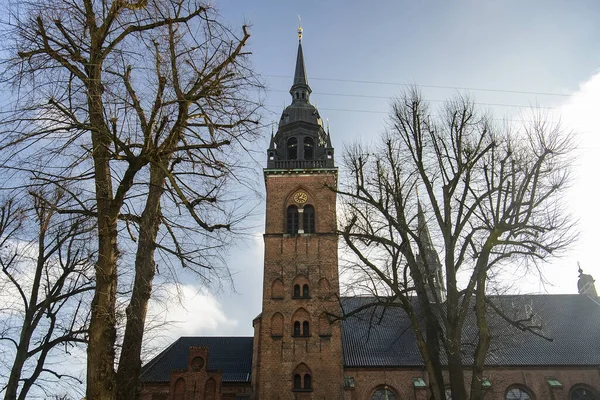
[116,164,167,400]
[86,63,119,400]
[470,246,494,400]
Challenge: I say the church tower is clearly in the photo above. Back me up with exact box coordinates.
[251,27,344,399]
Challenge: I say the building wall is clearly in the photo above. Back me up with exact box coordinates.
[343,366,600,399]
[255,171,344,399]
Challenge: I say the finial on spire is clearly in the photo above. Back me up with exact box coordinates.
[297,15,303,41]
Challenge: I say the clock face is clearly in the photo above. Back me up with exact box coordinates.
[293,191,308,204]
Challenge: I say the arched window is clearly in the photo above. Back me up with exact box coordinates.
[304,374,312,389]
[303,205,315,233]
[271,312,284,337]
[570,385,598,400]
[372,387,397,400]
[293,374,302,389]
[318,312,331,337]
[271,279,284,299]
[293,284,301,298]
[303,137,314,160]
[287,205,299,234]
[204,378,216,400]
[287,137,298,160]
[505,386,533,400]
[292,363,312,392]
[173,378,185,400]
[302,321,310,336]
[293,321,301,337]
[302,284,309,298]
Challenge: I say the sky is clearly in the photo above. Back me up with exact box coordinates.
[148,0,600,353]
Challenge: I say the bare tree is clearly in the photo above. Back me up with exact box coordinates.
[0,190,94,400]
[0,1,262,399]
[336,89,575,400]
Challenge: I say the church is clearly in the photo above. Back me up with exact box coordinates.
[139,30,600,400]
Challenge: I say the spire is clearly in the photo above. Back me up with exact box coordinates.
[290,20,311,103]
[416,201,446,303]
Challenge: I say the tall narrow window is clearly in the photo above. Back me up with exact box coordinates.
[304,374,312,389]
[302,321,310,336]
[303,137,314,160]
[287,205,299,234]
[303,205,315,233]
[293,284,301,298]
[287,137,298,160]
[294,374,302,389]
[302,284,309,298]
[293,321,301,336]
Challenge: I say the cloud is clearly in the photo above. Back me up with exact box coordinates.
[144,282,240,356]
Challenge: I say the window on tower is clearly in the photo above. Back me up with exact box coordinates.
[292,364,313,392]
[302,284,309,298]
[293,321,301,337]
[302,321,310,336]
[293,284,301,298]
[287,137,298,160]
[293,374,302,390]
[303,205,315,233]
[287,205,299,234]
[303,137,314,160]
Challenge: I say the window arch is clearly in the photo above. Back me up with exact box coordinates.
[505,386,534,400]
[292,363,312,391]
[303,137,314,160]
[292,308,310,337]
[371,386,397,400]
[304,374,312,389]
[271,312,284,337]
[293,374,302,389]
[287,137,298,160]
[292,275,309,298]
[287,205,299,234]
[204,378,216,400]
[570,385,598,400]
[173,378,185,400]
[271,279,284,299]
[303,205,315,233]
[318,277,331,297]
[318,312,331,336]
[302,320,310,336]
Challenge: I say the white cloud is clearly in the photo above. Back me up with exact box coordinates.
[144,282,240,357]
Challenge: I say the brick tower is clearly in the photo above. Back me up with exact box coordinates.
[251,27,344,400]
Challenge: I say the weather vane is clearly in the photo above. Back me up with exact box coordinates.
[297,15,303,41]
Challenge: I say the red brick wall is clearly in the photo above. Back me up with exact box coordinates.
[255,170,344,399]
[343,366,600,399]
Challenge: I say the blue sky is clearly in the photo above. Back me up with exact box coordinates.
[149,0,600,349]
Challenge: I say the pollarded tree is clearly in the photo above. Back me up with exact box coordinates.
[0,1,263,399]
[337,89,575,400]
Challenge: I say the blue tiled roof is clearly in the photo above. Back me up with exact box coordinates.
[341,294,600,367]
[140,336,253,383]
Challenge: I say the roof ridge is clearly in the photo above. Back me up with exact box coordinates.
[140,336,182,378]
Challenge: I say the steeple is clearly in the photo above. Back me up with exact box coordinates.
[266,27,335,170]
[416,201,446,302]
[290,23,312,104]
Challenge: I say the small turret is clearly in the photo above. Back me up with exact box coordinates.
[578,266,597,297]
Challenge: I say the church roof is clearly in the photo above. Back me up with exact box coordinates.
[140,294,600,383]
[341,294,600,368]
[140,336,253,383]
